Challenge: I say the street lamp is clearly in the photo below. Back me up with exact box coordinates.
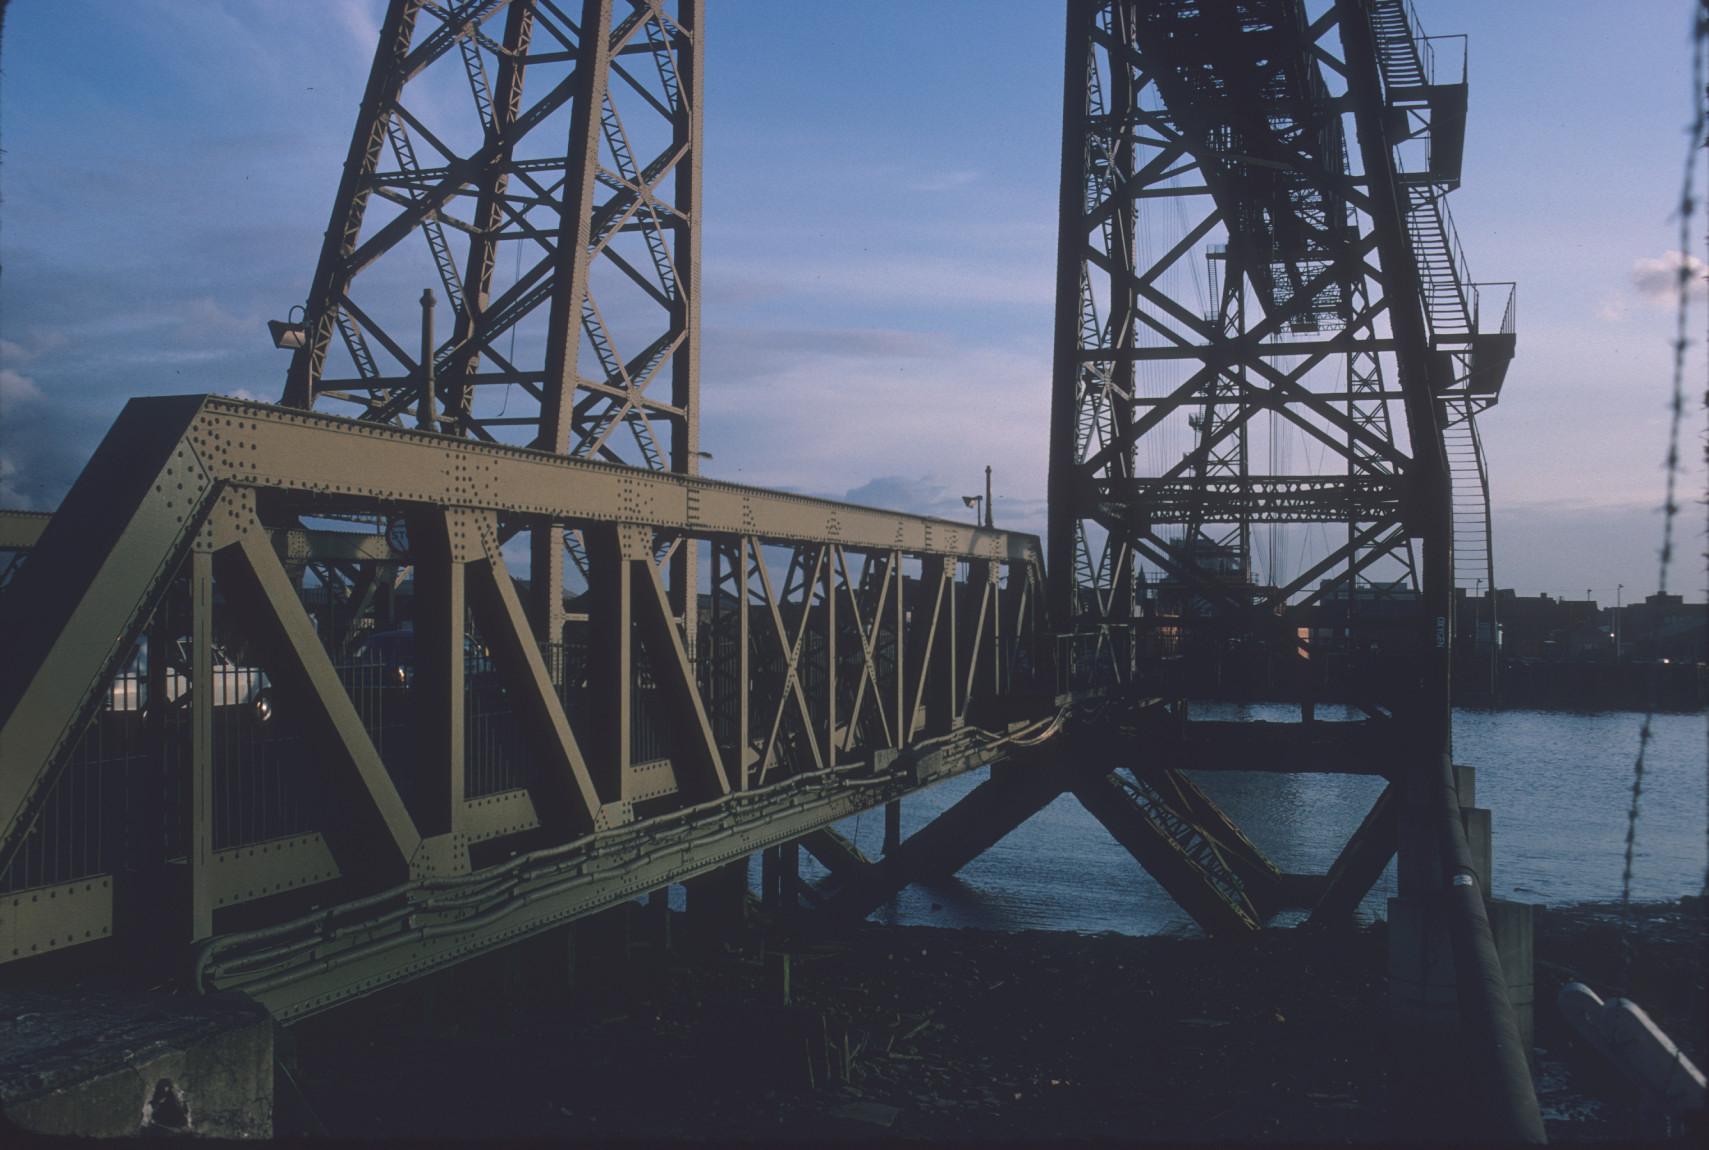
[963,466,996,528]
[1615,583,1623,660]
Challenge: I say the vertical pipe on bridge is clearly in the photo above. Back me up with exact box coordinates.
[1337,2,1542,1141]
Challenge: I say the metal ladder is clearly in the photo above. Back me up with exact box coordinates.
[1403,183,1472,339]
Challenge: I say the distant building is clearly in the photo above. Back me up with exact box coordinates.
[1299,579,1420,655]
[1450,589,1708,665]
[1604,592,1708,663]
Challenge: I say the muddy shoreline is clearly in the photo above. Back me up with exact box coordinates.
[287,897,1706,1143]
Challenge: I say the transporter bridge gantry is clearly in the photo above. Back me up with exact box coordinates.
[0,2,1539,1138]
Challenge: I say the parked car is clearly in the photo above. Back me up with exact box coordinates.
[346,625,497,689]
[107,636,273,722]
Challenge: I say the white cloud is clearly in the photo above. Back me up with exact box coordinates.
[329,0,385,63]
[0,369,42,405]
[701,327,1052,534]
[711,252,1054,310]
[1594,296,1627,323]
[908,169,982,194]
[178,296,259,343]
[842,474,1048,535]
[1630,250,1708,305]
[0,454,31,510]
[0,331,68,365]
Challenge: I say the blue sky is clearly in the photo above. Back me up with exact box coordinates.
[0,0,1701,603]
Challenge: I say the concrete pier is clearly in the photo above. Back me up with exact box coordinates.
[1387,766,1536,1054]
[0,988,273,1138]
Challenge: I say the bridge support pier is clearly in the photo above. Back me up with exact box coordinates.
[686,859,749,949]
[1388,896,1533,1051]
[823,754,1065,920]
[1387,765,1535,1135]
[643,887,674,950]
[800,827,871,881]
[760,844,801,913]
[1310,781,1399,924]
[1070,769,1262,937]
[0,988,273,1138]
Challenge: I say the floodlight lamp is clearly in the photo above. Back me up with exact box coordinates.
[269,319,308,350]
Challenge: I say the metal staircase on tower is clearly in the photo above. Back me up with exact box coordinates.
[1371,0,1512,603]
[1442,399,1495,598]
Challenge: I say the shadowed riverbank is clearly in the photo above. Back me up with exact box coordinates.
[284,897,1703,1142]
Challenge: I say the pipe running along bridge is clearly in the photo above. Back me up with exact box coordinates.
[0,0,1539,1139]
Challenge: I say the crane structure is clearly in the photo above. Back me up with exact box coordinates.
[0,3,1536,1135]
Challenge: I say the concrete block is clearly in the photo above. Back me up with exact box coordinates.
[1453,764,1476,808]
[1488,897,1535,1055]
[1388,894,1535,1057]
[0,988,272,1138]
[1460,806,1493,891]
[1388,895,1459,1040]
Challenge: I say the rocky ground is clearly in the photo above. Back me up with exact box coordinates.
[286,897,1705,1143]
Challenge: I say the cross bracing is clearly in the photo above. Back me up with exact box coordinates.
[1048,0,1513,671]
[281,0,701,481]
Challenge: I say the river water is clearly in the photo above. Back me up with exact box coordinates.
[787,705,1708,936]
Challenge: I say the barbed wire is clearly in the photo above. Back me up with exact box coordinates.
[1695,0,1709,909]
[1618,0,1709,988]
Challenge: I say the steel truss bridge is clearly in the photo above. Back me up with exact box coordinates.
[0,0,1540,1138]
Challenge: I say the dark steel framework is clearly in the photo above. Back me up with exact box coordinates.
[1040,7,1536,1132]
[1041,0,1530,975]
[1047,0,1513,688]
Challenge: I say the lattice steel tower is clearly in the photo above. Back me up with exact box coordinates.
[1047,0,1514,701]
[277,0,702,635]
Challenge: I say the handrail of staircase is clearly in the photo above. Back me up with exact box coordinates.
[1418,33,1467,86]
[1396,0,1467,87]
[1470,281,1518,337]
[1437,189,1475,316]
[1395,0,1432,80]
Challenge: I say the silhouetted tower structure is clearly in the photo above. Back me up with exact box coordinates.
[1045,0,1518,942]
[279,0,703,638]
[1047,0,1512,702]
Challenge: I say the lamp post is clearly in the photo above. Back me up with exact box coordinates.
[1615,583,1623,661]
[963,467,996,528]
[417,287,437,431]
